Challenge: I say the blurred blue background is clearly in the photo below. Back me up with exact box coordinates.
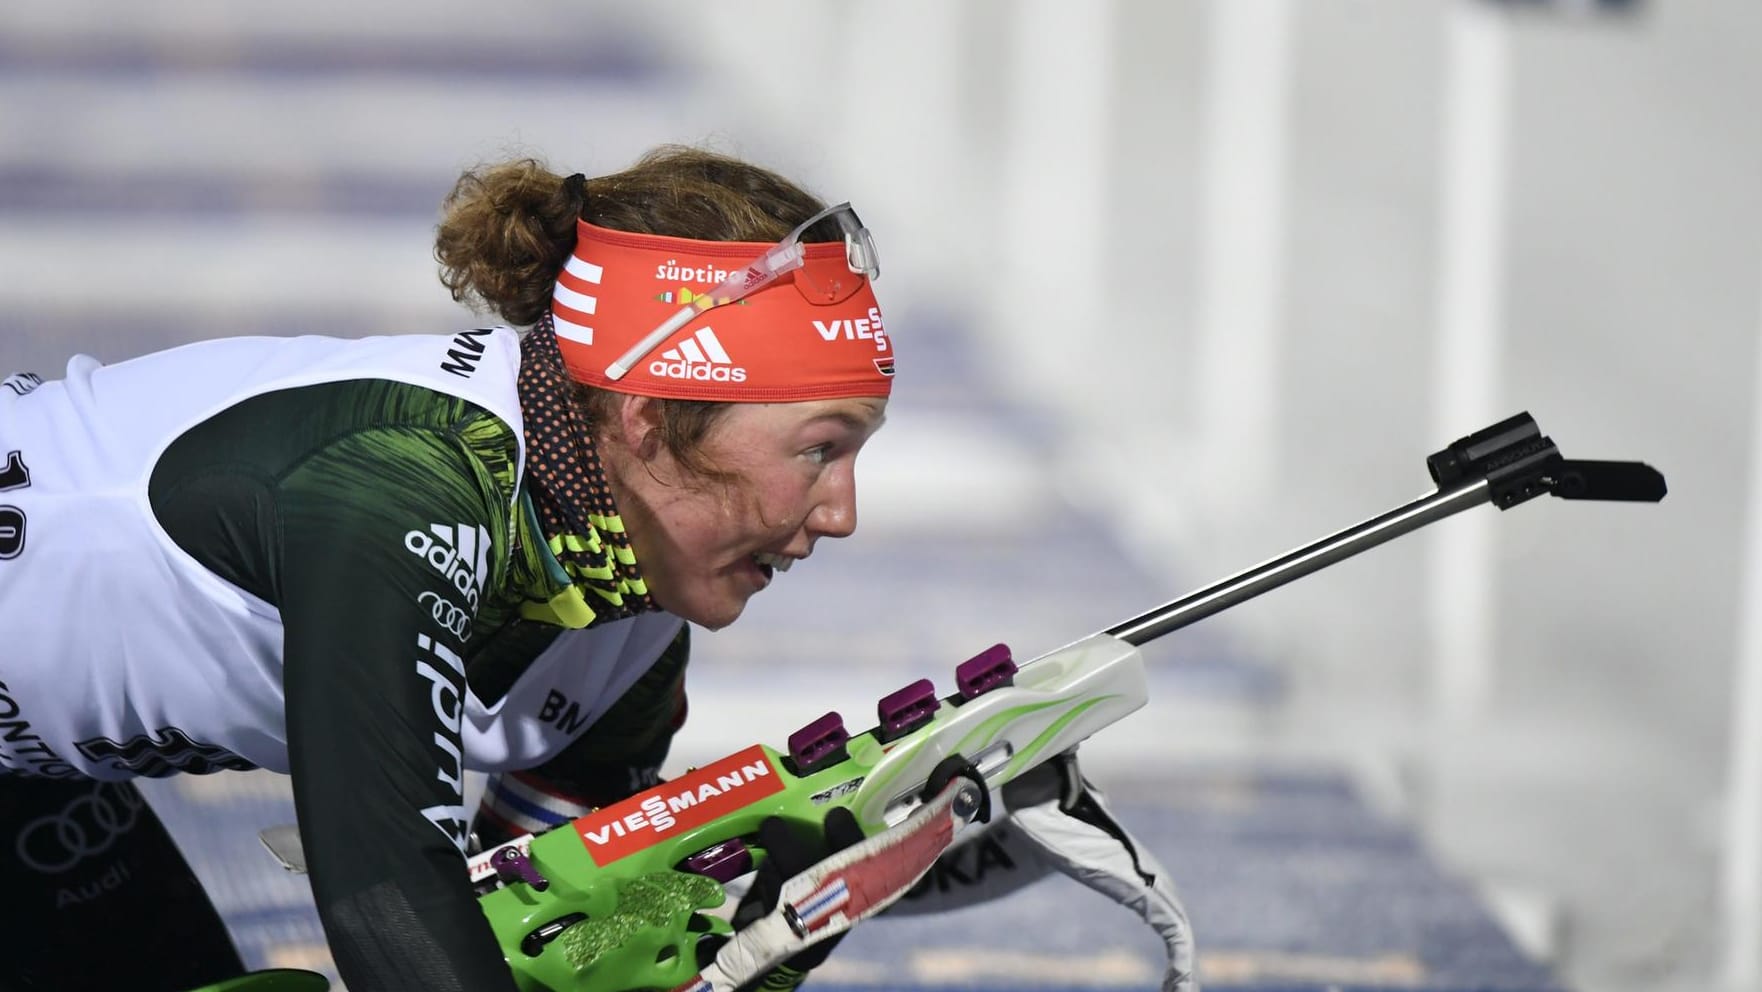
[3,2,1758,991]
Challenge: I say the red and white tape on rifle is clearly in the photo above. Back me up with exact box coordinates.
[668,775,987,992]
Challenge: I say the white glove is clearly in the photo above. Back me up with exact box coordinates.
[889,750,1198,992]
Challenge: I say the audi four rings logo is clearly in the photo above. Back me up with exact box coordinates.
[419,591,472,639]
[15,782,143,874]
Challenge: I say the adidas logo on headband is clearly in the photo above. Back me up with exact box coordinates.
[651,328,748,383]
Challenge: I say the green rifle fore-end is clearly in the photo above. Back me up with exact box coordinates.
[475,633,1150,992]
[553,871,725,971]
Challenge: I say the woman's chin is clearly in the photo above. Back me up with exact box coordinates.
[654,585,751,631]
[688,602,747,631]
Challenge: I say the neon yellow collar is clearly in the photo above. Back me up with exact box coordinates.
[514,488,652,629]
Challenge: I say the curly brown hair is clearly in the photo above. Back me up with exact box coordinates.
[434,145,839,474]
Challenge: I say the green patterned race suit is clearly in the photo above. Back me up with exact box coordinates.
[147,379,686,992]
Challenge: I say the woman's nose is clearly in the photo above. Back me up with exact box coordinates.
[807,468,858,539]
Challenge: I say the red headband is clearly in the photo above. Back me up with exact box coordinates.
[550,220,894,402]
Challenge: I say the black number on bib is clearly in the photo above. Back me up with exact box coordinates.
[0,450,30,558]
[0,450,27,491]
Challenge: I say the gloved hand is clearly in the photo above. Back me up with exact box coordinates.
[891,750,1199,992]
[706,806,866,991]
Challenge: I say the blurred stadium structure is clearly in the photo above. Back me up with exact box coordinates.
[1,2,1758,991]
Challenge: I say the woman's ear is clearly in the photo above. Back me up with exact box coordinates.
[611,393,665,462]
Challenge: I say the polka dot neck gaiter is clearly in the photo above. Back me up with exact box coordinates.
[514,318,658,628]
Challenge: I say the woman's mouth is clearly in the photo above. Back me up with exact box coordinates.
[752,551,794,578]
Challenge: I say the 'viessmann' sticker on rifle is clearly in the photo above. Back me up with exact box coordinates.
[573,745,783,866]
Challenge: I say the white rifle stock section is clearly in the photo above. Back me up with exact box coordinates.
[850,633,1149,830]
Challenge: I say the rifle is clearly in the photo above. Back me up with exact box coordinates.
[207,411,1667,992]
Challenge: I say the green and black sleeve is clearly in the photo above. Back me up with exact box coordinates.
[151,378,523,992]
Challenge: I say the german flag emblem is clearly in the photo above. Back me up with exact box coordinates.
[873,357,896,376]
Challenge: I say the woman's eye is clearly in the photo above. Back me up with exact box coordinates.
[803,444,833,465]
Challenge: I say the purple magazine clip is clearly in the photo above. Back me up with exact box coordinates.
[955,644,1017,700]
[876,679,939,742]
[788,712,850,774]
[681,839,755,884]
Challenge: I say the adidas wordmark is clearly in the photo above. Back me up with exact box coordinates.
[404,523,492,610]
[649,327,748,383]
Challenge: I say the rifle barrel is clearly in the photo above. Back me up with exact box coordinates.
[1106,480,1493,648]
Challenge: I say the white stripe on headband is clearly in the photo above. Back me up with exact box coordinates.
[553,314,594,345]
[553,281,599,315]
[564,255,604,284]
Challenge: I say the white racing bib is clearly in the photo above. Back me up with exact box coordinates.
[0,330,674,782]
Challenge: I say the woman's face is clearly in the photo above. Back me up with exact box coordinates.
[609,396,888,630]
